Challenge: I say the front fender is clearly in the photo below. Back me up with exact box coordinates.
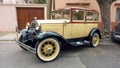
[34,31,69,45]
[20,29,28,35]
[19,29,31,43]
[35,32,64,40]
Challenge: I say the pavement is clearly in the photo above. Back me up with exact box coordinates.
[0,40,120,68]
[0,32,19,41]
[0,32,120,68]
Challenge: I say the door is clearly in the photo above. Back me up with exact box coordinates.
[85,11,98,36]
[16,7,44,30]
[63,9,85,39]
[63,24,72,39]
[71,10,85,38]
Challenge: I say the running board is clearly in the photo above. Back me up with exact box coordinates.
[15,40,36,54]
[70,40,90,46]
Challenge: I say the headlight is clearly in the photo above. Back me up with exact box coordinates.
[31,20,41,31]
[35,26,39,30]
[26,23,31,29]
[35,23,41,31]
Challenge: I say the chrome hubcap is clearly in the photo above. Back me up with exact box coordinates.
[92,33,99,46]
[41,41,56,57]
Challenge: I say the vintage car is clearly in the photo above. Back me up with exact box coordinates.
[111,23,120,42]
[17,7,101,62]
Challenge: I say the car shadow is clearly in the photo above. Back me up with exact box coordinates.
[61,44,91,53]
[114,41,120,45]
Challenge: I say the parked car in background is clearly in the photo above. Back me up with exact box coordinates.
[111,23,120,42]
[16,7,101,62]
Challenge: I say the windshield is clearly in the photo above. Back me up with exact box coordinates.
[51,9,70,20]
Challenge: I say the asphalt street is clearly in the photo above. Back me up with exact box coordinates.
[0,41,120,68]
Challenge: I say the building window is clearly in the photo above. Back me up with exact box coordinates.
[37,0,46,4]
[26,0,37,4]
[116,8,120,23]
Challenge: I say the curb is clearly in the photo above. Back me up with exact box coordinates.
[0,40,15,41]
[0,38,16,41]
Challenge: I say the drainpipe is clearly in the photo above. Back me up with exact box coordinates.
[46,0,52,19]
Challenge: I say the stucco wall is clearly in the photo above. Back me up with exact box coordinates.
[0,5,17,32]
[0,4,46,32]
[55,0,90,9]
[111,0,120,22]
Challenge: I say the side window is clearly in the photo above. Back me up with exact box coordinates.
[94,12,99,22]
[86,11,94,22]
[63,10,70,19]
[72,10,85,22]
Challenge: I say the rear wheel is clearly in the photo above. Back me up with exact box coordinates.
[36,38,60,62]
[90,32,100,47]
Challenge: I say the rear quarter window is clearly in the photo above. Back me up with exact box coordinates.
[86,11,99,22]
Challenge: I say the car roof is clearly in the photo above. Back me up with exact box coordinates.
[52,7,98,12]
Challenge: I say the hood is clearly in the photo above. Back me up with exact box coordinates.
[35,19,70,25]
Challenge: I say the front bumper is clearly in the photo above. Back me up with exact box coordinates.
[15,40,36,54]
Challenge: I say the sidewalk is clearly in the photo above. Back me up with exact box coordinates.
[0,32,18,41]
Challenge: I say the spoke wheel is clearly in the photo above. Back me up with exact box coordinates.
[36,38,60,62]
[91,33,100,47]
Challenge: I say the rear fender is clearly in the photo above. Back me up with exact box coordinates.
[88,28,101,40]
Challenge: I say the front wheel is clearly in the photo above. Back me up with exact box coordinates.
[90,32,100,47]
[36,38,60,62]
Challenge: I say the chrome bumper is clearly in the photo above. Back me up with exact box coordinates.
[114,34,120,41]
[15,39,36,54]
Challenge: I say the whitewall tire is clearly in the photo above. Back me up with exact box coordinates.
[36,38,60,62]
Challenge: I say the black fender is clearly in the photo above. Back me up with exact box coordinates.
[88,28,101,40]
[35,31,69,45]
[20,29,29,40]
[20,29,28,36]
[19,29,33,45]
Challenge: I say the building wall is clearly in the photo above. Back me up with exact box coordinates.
[0,5,17,32]
[1,0,39,4]
[111,0,120,30]
[0,4,46,32]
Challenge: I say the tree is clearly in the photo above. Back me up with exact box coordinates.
[96,0,116,37]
